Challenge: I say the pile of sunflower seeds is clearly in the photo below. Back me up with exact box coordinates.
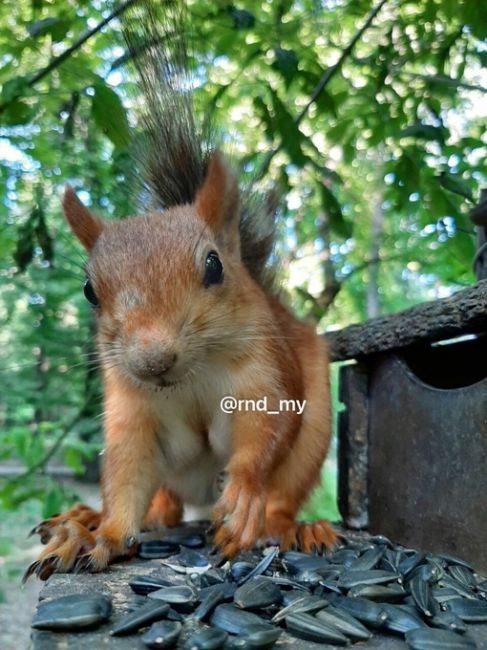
[31,531,487,649]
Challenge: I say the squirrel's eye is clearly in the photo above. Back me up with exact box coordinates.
[204,251,223,287]
[83,278,99,306]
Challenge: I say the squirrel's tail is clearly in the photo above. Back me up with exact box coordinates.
[122,0,276,289]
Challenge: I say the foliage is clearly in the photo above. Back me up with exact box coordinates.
[0,0,485,515]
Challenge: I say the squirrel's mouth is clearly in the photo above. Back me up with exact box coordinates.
[129,368,193,392]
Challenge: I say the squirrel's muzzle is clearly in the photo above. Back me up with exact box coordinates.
[125,330,179,385]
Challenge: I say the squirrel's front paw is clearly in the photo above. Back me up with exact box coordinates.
[23,520,96,582]
[24,521,136,581]
[73,531,135,573]
[29,503,101,545]
[213,481,265,557]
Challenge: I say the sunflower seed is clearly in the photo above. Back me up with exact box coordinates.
[129,575,173,596]
[399,552,426,578]
[192,583,236,621]
[138,540,180,559]
[330,548,359,566]
[285,612,349,645]
[148,585,199,607]
[410,574,438,617]
[334,596,388,627]
[349,583,406,602]
[338,569,401,589]
[268,576,309,591]
[430,611,467,634]
[380,603,425,635]
[183,627,228,650]
[164,531,206,548]
[201,568,226,586]
[437,555,475,571]
[229,624,282,648]
[271,595,328,622]
[234,577,282,610]
[31,594,112,631]
[237,547,279,585]
[440,576,478,600]
[110,601,170,636]
[316,606,371,640]
[141,620,182,648]
[445,598,487,622]
[176,548,209,568]
[448,565,477,589]
[405,627,476,649]
[349,546,385,571]
[210,604,273,635]
[230,562,256,583]
[409,563,444,585]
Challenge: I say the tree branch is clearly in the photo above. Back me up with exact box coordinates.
[0,0,138,115]
[10,415,81,483]
[393,69,487,94]
[297,253,405,321]
[255,0,389,180]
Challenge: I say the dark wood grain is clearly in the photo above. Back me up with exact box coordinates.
[327,280,487,361]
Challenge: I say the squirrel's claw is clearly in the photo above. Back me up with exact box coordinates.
[22,560,40,584]
[73,553,94,574]
[22,556,57,583]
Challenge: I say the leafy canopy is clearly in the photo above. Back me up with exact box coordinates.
[0,0,485,512]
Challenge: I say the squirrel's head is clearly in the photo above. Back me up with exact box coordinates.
[63,151,258,389]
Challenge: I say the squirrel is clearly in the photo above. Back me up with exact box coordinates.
[25,0,337,581]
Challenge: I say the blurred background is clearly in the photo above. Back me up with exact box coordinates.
[0,0,485,644]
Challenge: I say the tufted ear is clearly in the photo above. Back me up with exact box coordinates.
[195,150,240,237]
[62,185,104,251]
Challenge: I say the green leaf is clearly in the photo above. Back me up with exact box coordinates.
[27,17,72,41]
[273,48,298,87]
[269,88,308,167]
[449,230,475,268]
[91,82,130,149]
[1,76,29,103]
[253,95,274,141]
[2,99,37,126]
[13,217,36,271]
[399,122,446,144]
[35,208,54,262]
[226,6,255,30]
[42,486,64,519]
[319,185,351,239]
[438,172,473,202]
[64,447,85,475]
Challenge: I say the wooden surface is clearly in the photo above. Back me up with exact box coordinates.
[29,526,487,649]
[327,279,487,361]
[338,363,369,529]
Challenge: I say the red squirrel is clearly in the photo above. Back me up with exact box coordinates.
[25,1,336,580]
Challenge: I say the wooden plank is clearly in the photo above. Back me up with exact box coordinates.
[338,363,369,529]
[327,279,487,361]
[30,526,487,650]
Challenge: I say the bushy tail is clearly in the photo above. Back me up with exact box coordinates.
[122,0,276,289]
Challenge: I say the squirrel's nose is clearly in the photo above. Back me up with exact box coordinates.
[145,351,178,376]
[128,345,178,382]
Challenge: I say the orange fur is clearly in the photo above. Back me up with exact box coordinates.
[27,152,336,578]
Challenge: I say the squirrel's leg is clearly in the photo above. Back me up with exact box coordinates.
[26,381,161,579]
[264,351,339,553]
[264,492,338,553]
[143,487,183,530]
[29,503,101,545]
[213,408,280,557]
[75,388,161,572]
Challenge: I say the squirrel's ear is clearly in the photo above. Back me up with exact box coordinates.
[62,185,104,251]
[195,151,240,235]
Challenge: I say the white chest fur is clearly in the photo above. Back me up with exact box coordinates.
[148,365,234,505]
